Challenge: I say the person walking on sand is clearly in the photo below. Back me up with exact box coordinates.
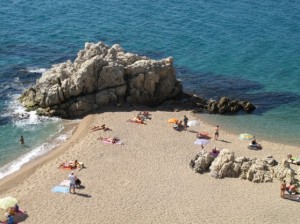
[280,180,286,198]
[214,125,220,140]
[69,172,76,194]
[19,135,24,145]
[183,115,188,130]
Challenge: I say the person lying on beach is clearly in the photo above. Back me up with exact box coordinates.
[127,115,146,124]
[91,124,105,130]
[58,161,71,169]
[91,124,111,132]
[69,160,84,169]
[138,111,151,120]
[98,136,119,144]
[287,154,300,165]
[58,160,83,169]
[196,132,211,139]
[210,146,220,158]
[286,183,298,195]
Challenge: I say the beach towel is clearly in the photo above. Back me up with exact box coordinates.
[59,166,74,171]
[168,118,178,123]
[51,186,69,193]
[59,180,70,187]
[284,194,300,202]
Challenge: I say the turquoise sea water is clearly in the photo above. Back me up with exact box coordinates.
[0,0,299,178]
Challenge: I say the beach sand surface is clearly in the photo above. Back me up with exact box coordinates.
[0,109,299,224]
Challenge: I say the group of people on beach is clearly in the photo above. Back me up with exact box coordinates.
[280,180,299,198]
[287,154,300,165]
[173,115,189,131]
[95,111,151,145]
[3,203,19,224]
[127,111,151,125]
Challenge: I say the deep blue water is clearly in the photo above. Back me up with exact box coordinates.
[0,0,299,178]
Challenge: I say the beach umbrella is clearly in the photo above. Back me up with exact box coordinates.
[0,197,18,210]
[187,120,200,127]
[239,133,255,140]
[168,118,179,124]
[194,139,210,146]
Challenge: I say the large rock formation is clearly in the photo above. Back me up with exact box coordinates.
[20,42,182,118]
[160,94,256,114]
[189,149,295,183]
[189,150,215,173]
[272,159,295,184]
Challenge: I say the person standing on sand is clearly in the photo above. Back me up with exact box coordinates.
[280,180,286,198]
[19,135,24,145]
[214,125,219,140]
[69,172,76,194]
[183,115,188,130]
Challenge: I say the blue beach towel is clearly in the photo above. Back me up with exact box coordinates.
[52,185,69,193]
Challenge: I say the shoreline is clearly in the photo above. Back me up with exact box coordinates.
[0,116,89,194]
[0,108,300,223]
[190,111,300,148]
[1,108,299,193]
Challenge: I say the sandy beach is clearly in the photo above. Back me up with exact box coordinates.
[0,108,300,224]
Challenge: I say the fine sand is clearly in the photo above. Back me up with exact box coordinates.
[0,109,300,224]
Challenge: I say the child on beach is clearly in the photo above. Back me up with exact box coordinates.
[280,180,286,198]
[210,146,220,158]
[214,125,219,140]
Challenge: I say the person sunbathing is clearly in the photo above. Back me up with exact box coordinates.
[58,160,80,169]
[287,154,300,165]
[210,146,220,158]
[286,183,299,195]
[98,136,119,144]
[58,161,71,169]
[196,132,211,139]
[127,116,145,124]
[91,124,112,132]
[91,124,106,131]
[138,111,151,120]
[69,160,84,169]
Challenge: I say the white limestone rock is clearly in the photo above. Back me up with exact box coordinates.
[20,42,182,117]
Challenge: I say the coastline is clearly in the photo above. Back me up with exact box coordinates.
[0,108,299,223]
[0,117,86,194]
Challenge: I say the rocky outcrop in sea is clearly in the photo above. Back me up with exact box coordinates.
[190,149,296,184]
[20,41,256,118]
[20,42,182,118]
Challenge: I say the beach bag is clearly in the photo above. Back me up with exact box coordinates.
[75,178,81,186]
